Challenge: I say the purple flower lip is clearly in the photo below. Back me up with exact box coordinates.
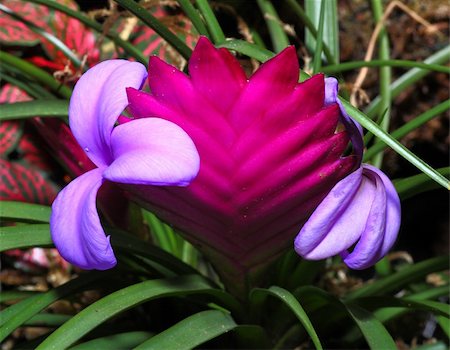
[50,60,200,270]
[294,164,401,270]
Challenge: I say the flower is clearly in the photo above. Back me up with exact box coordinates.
[50,60,200,270]
[123,37,359,288]
[294,78,401,269]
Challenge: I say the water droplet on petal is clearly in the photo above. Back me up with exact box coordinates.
[84,147,89,153]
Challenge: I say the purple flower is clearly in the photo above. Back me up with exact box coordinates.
[123,37,359,286]
[294,78,401,269]
[50,60,200,270]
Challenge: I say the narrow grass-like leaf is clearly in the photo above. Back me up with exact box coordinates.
[345,303,397,350]
[194,0,225,44]
[322,59,450,74]
[218,40,274,62]
[364,99,450,160]
[365,45,450,118]
[256,0,290,52]
[344,285,449,343]
[109,229,199,276]
[415,341,449,350]
[142,209,180,256]
[35,275,236,349]
[233,325,272,349]
[341,98,450,189]
[114,0,192,60]
[0,100,68,122]
[352,297,450,318]
[0,271,111,342]
[0,51,72,99]
[370,0,392,168]
[24,313,71,327]
[0,69,56,99]
[134,310,236,349]
[306,0,339,65]
[0,4,82,68]
[251,286,323,350]
[395,167,449,200]
[346,255,450,300]
[0,224,53,251]
[176,0,208,36]
[285,0,335,64]
[25,0,146,64]
[0,201,51,223]
[0,291,39,303]
[70,331,153,350]
[311,0,325,73]
[437,316,449,338]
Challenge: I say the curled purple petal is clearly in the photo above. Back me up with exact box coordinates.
[50,168,116,270]
[295,167,376,260]
[103,118,200,186]
[69,60,147,167]
[295,162,401,269]
[324,77,364,162]
[363,164,401,260]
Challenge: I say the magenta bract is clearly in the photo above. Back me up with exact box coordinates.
[124,37,359,285]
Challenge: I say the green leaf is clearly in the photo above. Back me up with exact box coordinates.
[256,0,290,52]
[24,313,71,327]
[70,331,153,350]
[218,39,274,62]
[134,310,236,349]
[346,255,450,300]
[176,0,208,37]
[345,303,397,350]
[195,0,225,44]
[321,59,450,74]
[365,45,450,118]
[311,0,326,73]
[35,275,234,349]
[370,0,392,169]
[251,286,323,350]
[0,50,72,99]
[353,296,450,318]
[114,0,192,60]
[305,0,339,64]
[0,201,51,223]
[0,100,68,121]
[109,229,200,276]
[341,98,450,189]
[344,285,450,344]
[395,167,450,200]
[364,99,450,161]
[0,271,112,342]
[0,291,39,303]
[0,224,53,252]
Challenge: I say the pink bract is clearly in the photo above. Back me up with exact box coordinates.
[125,37,357,292]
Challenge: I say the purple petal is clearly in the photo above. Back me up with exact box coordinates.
[363,164,401,260]
[324,77,364,162]
[341,168,387,269]
[50,168,116,270]
[103,118,200,186]
[69,60,147,167]
[294,167,364,258]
